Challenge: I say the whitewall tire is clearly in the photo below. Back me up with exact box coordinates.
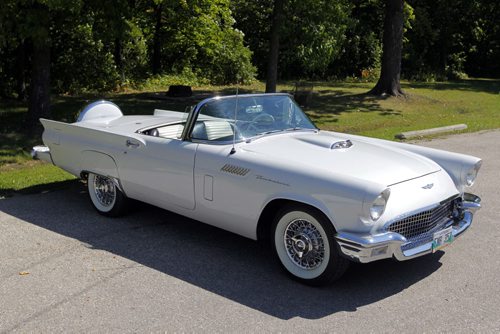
[87,173,127,217]
[273,204,349,286]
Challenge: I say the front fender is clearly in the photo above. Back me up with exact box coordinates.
[259,172,386,234]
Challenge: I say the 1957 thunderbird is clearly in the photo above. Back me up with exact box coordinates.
[32,93,482,286]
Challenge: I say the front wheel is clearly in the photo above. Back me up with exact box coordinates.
[87,173,127,217]
[272,205,349,286]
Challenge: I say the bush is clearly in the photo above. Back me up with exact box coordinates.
[133,73,210,91]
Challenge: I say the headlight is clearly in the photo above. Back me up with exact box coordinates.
[369,189,390,221]
[464,161,482,187]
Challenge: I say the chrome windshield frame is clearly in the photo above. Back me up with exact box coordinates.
[181,93,317,142]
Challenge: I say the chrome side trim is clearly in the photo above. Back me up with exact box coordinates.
[220,164,250,176]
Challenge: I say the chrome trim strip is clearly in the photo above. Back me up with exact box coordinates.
[220,164,250,176]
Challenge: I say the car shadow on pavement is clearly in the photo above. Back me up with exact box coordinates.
[0,183,444,320]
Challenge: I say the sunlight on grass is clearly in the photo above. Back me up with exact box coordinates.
[0,162,76,196]
[0,79,499,194]
[306,80,500,139]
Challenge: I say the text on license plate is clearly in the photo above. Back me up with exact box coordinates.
[432,226,454,252]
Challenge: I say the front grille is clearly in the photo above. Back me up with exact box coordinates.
[386,198,457,250]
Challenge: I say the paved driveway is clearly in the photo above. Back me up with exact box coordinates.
[1,130,499,333]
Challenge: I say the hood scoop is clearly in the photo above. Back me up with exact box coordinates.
[296,136,353,150]
[330,140,353,150]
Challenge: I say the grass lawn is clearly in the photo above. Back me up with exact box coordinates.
[1,79,499,196]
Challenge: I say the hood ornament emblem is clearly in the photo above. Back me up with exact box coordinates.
[422,183,434,189]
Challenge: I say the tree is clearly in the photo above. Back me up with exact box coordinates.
[369,0,405,96]
[403,0,500,80]
[0,0,84,131]
[234,0,350,84]
[265,0,284,93]
[329,0,384,79]
[27,2,51,128]
[151,1,164,75]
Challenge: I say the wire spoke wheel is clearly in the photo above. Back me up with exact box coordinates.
[273,205,349,286]
[87,173,127,217]
[93,175,116,207]
[284,219,325,270]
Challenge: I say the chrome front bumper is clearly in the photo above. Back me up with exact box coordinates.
[335,193,481,263]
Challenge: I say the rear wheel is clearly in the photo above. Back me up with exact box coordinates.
[87,173,127,217]
[272,205,349,286]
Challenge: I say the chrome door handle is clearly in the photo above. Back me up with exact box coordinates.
[126,140,140,148]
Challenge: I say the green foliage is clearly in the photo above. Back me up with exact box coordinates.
[1,0,499,99]
[404,0,500,79]
[231,0,272,78]
[233,0,351,80]
[51,21,120,93]
[329,0,384,79]
[143,0,255,85]
[281,0,351,78]
[0,0,255,98]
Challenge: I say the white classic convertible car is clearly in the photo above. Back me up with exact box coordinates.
[33,93,482,286]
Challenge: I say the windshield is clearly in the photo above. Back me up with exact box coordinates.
[191,94,316,142]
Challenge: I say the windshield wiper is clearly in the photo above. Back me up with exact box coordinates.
[256,129,288,135]
[283,127,317,132]
[251,127,316,139]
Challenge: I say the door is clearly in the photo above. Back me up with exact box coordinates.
[117,135,198,210]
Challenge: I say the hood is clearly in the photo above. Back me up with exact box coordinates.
[241,131,440,186]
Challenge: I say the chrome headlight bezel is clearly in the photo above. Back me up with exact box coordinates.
[369,188,391,221]
[463,161,482,187]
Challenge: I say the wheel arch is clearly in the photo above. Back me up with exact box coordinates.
[256,197,337,243]
[79,151,125,195]
[79,150,120,179]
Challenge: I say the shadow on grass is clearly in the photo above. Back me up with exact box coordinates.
[0,88,398,159]
[308,92,400,117]
[0,133,40,165]
[0,179,80,198]
[405,79,500,94]
[0,184,445,320]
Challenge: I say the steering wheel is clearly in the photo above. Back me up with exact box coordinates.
[245,113,275,133]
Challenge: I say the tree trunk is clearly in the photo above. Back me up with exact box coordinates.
[265,0,284,93]
[369,0,405,96]
[114,37,125,82]
[27,27,51,132]
[16,40,29,101]
[152,3,163,75]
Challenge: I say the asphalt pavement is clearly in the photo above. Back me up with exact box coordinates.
[1,130,499,333]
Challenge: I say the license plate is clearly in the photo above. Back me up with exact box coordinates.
[432,227,454,252]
